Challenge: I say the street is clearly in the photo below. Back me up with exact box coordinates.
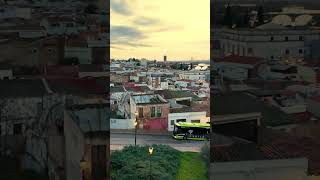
[110,133,208,152]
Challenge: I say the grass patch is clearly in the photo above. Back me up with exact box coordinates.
[176,152,208,180]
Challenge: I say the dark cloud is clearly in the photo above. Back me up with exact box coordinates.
[110,0,132,15]
[133,17,160,26]
[111,25,145,39]
[111,25,152,48]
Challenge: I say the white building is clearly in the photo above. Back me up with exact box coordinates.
[216,26,320,61]
[307,96,320,119]
[65,46,92,64]
[178,71,208,81]
[0,68,13,80]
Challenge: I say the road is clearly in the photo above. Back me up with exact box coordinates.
[110,133,208,152]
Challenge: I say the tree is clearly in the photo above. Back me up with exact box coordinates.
[257,6,264,25]
[224,3,233,27]
[0,97,64,180]
[23,101,64,179]
[85,4,99,14]
[243,8,250,28]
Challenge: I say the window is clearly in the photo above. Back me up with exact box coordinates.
[156,107,162,117]
[270,36,274,41]
[237,45,240,55]
[299,49,303,54]
[66,23,74,27]
[138,107,143,118]
[13,123,22,135]
[150,106,155,117]
[37,102,42,116]
[285,49,290,55]
[171,120,175,126]
[51,23,59,27]
[91,145,107,179]
[177,119,186,123]
[191,120,200,123]
[285,36,288,41]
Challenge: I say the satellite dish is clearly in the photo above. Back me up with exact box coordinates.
[295,15,312,26]
[272,15,292,26]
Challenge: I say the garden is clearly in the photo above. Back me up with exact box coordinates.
[110,144,209,180]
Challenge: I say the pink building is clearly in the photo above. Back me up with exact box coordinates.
[130,94,169,130]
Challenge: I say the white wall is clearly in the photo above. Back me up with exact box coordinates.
[0,69,13,80]
[217,28,320,60]
[79,71,109,78]
[307,99,320,118]
[64,111,85,180]
[160,81,169,90]
[110,118,134,129]
[65,47,92,64]
[215,62,251,80]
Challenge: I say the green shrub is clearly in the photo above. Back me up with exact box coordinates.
[110,145,180,180]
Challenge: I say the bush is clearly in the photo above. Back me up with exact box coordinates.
[110,145,180,180]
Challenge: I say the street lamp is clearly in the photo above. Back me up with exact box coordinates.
[134,112,138,146]
[148,147,154,180]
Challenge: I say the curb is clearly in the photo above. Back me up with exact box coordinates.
[110,130,171,136]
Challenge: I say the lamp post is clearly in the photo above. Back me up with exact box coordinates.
[148,147,154,180]
[134,112,138,146]
[80,158,87,180]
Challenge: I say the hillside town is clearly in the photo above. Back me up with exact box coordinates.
[0,0,110,180]
[211,2,320,180]
[110,57,210,139]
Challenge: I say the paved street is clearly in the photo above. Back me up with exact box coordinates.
[110,132,208,152]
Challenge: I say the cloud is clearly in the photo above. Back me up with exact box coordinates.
[110,0,132,15]
[133,16,160,26]
[111,25,145,39]
[111,25,152,48]
[145,25,184,33]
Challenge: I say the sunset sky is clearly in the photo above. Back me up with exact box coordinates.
[110,0,210,61]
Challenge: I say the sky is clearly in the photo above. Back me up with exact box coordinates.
[110,0,210,61]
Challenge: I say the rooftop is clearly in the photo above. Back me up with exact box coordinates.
[110,86,125,93]
[0,79,47,98]
[47,78,106,95]
[155,90,202,101]
[125,86,151,92]
[212,92,291,127]
[132,94,167,105]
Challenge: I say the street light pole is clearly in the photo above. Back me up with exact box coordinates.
[149,156,151,180]
[148,147,153,180]
[134,122,137,146]
[134,112,138,146]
